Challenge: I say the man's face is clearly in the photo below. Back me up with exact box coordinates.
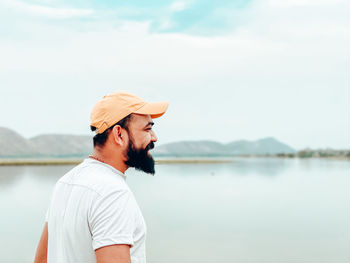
[124,114,158,174]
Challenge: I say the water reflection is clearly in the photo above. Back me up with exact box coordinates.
[0,158,349,263]
[0,166,27,187]
[26,165,74,182]
[0,165,74,188]
[156,157,294,177]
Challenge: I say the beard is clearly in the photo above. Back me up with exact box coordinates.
[125,137,155,175]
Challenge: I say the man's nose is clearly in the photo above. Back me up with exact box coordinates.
[151,130,158,142]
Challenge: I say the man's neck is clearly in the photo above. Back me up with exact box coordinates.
[91,149,128,173]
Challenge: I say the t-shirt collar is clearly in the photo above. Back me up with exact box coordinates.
[85,158,127,180]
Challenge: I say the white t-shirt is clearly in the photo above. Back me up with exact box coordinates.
[46,158,147,263]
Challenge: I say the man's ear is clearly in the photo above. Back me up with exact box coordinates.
[112,125,125,146]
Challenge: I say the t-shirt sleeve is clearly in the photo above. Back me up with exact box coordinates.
[89,189,136,251]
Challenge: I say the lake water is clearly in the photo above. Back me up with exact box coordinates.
[0,158,349,263]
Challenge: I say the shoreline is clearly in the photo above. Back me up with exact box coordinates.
[0,158,235,166]
[0,156,349,166]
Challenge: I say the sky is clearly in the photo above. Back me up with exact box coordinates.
[0,0,349,150]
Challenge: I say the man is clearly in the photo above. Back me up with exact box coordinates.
[34,92,168,263]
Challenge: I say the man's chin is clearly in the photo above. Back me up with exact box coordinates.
[125,140,156,174]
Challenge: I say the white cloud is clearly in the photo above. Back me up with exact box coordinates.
[170,1,187,12]
[0,0,349,148]
[267,0,346,8]
[0,0,94,18]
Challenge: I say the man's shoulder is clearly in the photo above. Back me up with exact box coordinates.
[56,159,129,197]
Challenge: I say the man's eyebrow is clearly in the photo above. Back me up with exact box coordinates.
[144,122,154,128]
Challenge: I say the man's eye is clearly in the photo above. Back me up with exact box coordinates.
[146,128,152,131]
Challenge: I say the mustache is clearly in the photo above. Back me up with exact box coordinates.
[145,142,155,151]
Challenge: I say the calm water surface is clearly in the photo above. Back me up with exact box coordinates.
[0,158,349,263]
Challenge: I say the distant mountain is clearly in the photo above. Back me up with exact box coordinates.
[0,127,37,157]
[0,127,93,158]
[153,140,227,156]
[0,127,296,158]
[226,137,295,155]
[31,134,92,157]
[152,137,296,157]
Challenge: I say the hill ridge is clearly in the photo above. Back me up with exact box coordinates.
[0,127,296,158]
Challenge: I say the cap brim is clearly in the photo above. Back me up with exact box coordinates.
[133,101,169,119]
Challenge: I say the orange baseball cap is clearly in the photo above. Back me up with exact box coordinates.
[90,92,169,134]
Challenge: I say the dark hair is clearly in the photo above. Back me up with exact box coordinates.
[91,114,132,148]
